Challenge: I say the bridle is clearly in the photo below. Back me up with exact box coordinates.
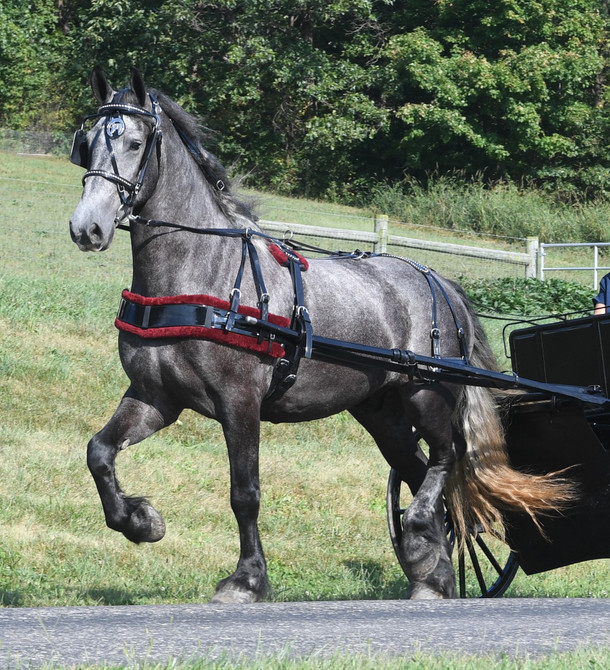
[70,92,162,223]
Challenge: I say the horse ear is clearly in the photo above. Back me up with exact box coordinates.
[130,67,147,107]
[90,67,115,104]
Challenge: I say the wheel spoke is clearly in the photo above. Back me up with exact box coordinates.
[458,549,466,597]
[466,537,489,596]
[475,534,505,576]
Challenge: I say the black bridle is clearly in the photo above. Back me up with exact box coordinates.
[70,93,163,220]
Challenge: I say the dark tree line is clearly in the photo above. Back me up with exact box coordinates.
[3,1,610,200]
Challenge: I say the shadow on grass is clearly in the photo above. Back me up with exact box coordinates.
[343,560,410,600]
[0,588,27,607]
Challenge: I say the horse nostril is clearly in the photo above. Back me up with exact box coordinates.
[88,222,103,242]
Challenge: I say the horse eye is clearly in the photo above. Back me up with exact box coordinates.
[130,140,143,151]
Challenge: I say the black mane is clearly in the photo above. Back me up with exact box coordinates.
[128,87,254,225]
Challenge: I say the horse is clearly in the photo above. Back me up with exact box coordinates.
[68,67,572,602]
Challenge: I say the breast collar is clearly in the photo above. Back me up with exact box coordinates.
[115,231,313,398]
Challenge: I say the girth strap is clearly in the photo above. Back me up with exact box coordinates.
[264,253,313,402]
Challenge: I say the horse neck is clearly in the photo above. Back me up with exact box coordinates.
[128,133,253,298]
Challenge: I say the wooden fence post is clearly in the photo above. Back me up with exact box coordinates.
[526,237,539,279]
[374,214,388,254]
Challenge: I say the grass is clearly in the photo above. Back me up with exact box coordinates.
[26,647,610,669]
[366,175,610,244]
[0,152,608,615]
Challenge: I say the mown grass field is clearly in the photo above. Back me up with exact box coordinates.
[0,152,608,628]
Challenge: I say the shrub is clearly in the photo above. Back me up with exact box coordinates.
[458,277,593,316]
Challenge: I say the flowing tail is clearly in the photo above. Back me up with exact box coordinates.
[444,317,576,546]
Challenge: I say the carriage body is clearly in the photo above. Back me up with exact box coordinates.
[505,314,610,575]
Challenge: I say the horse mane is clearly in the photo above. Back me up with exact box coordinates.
[136,88,257,228]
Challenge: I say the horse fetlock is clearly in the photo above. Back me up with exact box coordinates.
[120,500,166,544]
[403,540,441,581]
[404,546,457,600]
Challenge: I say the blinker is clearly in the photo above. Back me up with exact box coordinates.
[70,128,90,168]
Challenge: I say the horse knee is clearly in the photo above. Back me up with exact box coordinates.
[230,484,261,519]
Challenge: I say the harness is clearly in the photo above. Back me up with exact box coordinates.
[71,93,471,399]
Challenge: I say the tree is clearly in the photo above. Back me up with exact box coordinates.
[0,1,68,129]
[379,0,610,196]
[5,1,610,199]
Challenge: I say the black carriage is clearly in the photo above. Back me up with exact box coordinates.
[387,312,610,597]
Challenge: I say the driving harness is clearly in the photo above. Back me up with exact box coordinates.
[72,91,471,400]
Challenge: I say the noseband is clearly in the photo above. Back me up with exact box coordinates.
[70,92,163,222]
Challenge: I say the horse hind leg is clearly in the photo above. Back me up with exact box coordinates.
[350,390,454,598]
[400,387,465,599]
[87,389,179,543]
[350,390,427,497]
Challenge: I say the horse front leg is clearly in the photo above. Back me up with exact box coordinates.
[211,400,269,604]
[87,389,179,543]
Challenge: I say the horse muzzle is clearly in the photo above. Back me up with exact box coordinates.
[69,218,115,251]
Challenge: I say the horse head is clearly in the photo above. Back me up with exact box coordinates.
[69,67,161,251]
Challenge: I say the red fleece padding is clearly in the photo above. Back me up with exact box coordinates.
[119,290,290,326]
[269,244,309,270]
[115,290,290,358]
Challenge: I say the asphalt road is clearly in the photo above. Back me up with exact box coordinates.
[0,598,608,667]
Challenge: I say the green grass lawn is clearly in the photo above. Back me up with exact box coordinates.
[0,152,608,612]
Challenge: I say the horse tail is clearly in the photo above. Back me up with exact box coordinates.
[444,314,576,546]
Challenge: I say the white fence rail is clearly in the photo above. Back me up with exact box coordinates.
[539,242,610,288]
[260,216,538,279]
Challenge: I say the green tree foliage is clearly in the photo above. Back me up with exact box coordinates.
[3,1,610,201]
[0,0,67,129]
[381,1,610,198]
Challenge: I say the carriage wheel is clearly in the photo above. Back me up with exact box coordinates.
[386,467,519,598]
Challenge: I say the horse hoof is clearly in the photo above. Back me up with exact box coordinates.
[407,583,448,600]
[210,587,262,604]
[122,502,166,543]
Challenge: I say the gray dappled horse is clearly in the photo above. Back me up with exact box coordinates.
[69,68,570,602]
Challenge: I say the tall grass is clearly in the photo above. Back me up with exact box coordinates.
[367,176,610,243]
[0,153,608,609]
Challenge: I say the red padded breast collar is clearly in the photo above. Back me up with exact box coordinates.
[115,290,290,358]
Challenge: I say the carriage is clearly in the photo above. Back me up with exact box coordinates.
[68,67,610,602]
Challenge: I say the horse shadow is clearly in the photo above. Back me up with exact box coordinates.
[342,560,409,600]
